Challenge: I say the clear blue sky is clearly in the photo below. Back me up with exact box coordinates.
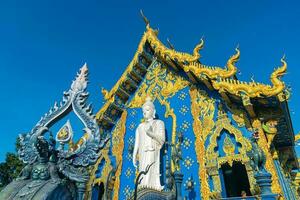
[0,0,299,162]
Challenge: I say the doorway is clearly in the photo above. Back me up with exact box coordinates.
[221,161,251,197]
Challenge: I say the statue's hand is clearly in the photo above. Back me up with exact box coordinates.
[145,124,154,138]
[144,123,152,133]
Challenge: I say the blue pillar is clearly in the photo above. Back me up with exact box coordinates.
[254,171,278,199]
[174,172,184,200]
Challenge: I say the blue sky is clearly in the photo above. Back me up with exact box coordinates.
[0,0,299,161]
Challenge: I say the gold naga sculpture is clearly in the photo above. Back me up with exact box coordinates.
[183,47,239,79]
[212,56,288,99]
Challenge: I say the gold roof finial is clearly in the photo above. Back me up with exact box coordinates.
[167,38,175,50]
[271,55,287,79]
[192,37,204,60]
[101,87,109,100]
[140,10,150,30]
[226,46,239,74]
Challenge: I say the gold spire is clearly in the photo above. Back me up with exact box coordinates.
[140,10,150,30]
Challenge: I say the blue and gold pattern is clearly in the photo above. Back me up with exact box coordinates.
[183,156,195,170]
[179,105,189,116]
[125,168,133,178]
[129,122,136,131]
[123,185,134,199]
[182,138,192,150]
[179,120,191,132]
[89,23,293,199]
[169,87,201,198]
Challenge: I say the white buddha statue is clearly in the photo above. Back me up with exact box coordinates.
[132,97,165,190]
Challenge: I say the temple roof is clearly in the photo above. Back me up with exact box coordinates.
[99,21,289,103]
[95,20,293,149]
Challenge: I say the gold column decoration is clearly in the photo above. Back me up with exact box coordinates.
[190,87,211,200]
[111,110,127,200]
[84,155,104,199]
[252,119,283,195]
[85,146,111,199]
[88,111,127,200]
[157,95,177,172]
[94,150,112,185]
[245,164,258,195]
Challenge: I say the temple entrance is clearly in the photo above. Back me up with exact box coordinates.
[97,182,105,200]
[221,161,251,197]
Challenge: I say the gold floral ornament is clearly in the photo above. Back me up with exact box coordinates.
[56,120,73,142]
[212,56,289,100]
[223,135,235,157]
[128,63,189,108]
[56,119,89,153]
[183,47,239,79]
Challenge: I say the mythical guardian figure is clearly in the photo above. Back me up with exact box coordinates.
[0,64,108,200]
[247,131,266,172]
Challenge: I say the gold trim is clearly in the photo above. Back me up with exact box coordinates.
[112,110,127,200]
[99,26,201,103]
[190,87,211,199]
[157,95,177,172]
[206,104,251,171]
[85,154,104,199]
[252,119,283,195]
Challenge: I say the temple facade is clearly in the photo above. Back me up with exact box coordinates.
[90,22,299,199]
[0,18,300,200]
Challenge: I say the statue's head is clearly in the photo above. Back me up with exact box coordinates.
[142,97,156,120]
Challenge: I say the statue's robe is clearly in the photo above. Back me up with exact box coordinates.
[134,119,165,190]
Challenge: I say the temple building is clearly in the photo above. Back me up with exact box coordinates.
[1,16,300,200]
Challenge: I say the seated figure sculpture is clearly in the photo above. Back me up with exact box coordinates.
[133,97,165,191]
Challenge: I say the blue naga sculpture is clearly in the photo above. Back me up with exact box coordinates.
[247,131,267,172]
[0,64,109,200]
[247,131,274,196]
